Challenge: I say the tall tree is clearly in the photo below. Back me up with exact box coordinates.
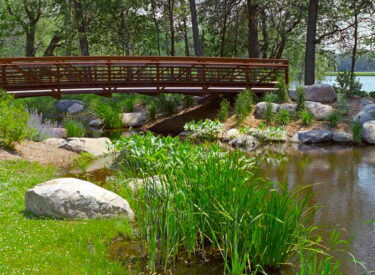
[72,0,90,56]
[189,0,202,56]
[247,0,259,58]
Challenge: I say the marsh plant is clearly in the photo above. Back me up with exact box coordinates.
[264,101,275,124]
[184,119,222,140]
[299,110,313,126]
[275,109,291,126]
[115,134,350,274]
[63,120,86,137]
[296,86,306,112]
[327,111,341,127]
[27,110,62,141]
[234,89,253,125]
[217,98,230,122]
[336,93,351,115]
[351,121,362,143]
[93,102,123,129]
[0,91,30,149]
[276,76,289,102]
[147,101,157,121]
[263,92,279,103]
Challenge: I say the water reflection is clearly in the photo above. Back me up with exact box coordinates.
[257,145,375,274]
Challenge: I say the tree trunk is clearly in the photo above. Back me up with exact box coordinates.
[167,0,175,56]
[304,0,319,85]
[247,0,259,58]
[151,0,161,56]
[350,12,358,78]
[25,25,37,57]
[73,0,90,56]
[183,18,190,56]
[189,0,202,56]
[120,11,131,55]
[43,35,61,56]
[220,0,228,57]
[260,8,268,58]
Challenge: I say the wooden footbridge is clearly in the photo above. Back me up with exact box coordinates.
[0,56,288,98]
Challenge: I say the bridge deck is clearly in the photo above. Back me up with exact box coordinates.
[0,56,288,98]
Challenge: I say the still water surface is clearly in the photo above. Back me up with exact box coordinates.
[256,144,375,274]
[323,75,375,92]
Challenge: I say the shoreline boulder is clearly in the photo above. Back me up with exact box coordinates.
[122,112,147,127]
[305,101,333,120]
[362,121,375,144]
[61,137,112,157]
[289,84,336,103]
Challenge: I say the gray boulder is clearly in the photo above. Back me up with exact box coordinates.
[332,132,353,143]
[222,128,240,142]
[230,134,260,149]
[279,103,297,114]
[122,112,147,127]
[359,98,374,108]
[56,100,84,114]
[362,121,375,144]
[25,178,134,220]
[353,104,375,124]
[305,101,333,120]
[289,84,336,103]
[255,102,279,119]
[61,137,112,157]
[43,138,65,147]
[298,130,333,144]
[89,119,103,128]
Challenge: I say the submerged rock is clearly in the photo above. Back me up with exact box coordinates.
[305,101,333,120]
[122,112,147,127]
[362,121,375,144]
[25,178,134,220]
[298,130,333,144]
[61,137,112,157]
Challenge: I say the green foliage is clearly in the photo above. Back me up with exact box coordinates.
[0,91,30,149]
[234,89,254,125]
[0,160,130,274]
[335,93,351,115]
[264,101,275,124]
[245,125,287,143]
[121,97,135,112]
[217,98,230,122]
[183,95,194,107]
[299,110,313,126]
[351,121,362,143]
[156,94,182,115]
[369,92,375,98]
[335,71,363,98]
[147,101,157,121]
[263,92,279,103]
[276,109,291,125]
[184,119,222,140]
[63,119,86,137]
[276,76,289,102]
[71,152,97,173]
[327,111,341,127]
[296,87,306,112]
[93,102,122,129]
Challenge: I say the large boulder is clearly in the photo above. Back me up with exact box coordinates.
[332,132,353,143]
[362,121,375,144]
[289,84,336,103]
[359,98,374,108]
[305,101,333,120]
[229,134,260,149]
[222,128,240,142]
[61,137,112,157]
[55,100,84,114]
[298,130,333,144]
[122,112,147,127]
[279,103,297,114]
[353,104,375,124]
[43,138,65,147]
[254,102,279,119]
[25,178,134,220]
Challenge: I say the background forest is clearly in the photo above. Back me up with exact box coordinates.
[0,0,374,84]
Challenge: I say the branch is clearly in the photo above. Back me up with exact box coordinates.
[315,22,356,44]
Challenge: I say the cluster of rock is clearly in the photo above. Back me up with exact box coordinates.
[25,178,134,220]
[352,104,375,144]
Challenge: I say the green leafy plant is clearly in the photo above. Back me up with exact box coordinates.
[93,102,123,129]
[264,101,275,124]
[217,98,230,122]
[234,89,253,125]
[63,120,86,137]
[327,111,341,127]
[299,110,313,126]
[276,109,291,125]
[0,91,30,149]
[184,119,222,140]
[147,101,157,121]
[276,76,289,102]
[122,97,135,112]
[263,93,279,103]
[246,126,287,143]
[351,121,362,143]
[335,71,363,98]
[296,87,306,112]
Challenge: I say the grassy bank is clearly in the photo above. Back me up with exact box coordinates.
[327,72,375,76]
[0,160,131,274]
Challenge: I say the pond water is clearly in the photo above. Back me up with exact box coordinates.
[323,75,375,92]
[255,144,375,274]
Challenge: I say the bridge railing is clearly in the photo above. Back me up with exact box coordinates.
[0,56,288,97]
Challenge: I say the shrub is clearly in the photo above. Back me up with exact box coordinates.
[63,120,86,137]
[276,109,291,125]
[93,102,122,129]
[157,94,182,115]
[336,71,362,98]
[327,111,341,127]
[336,93,351,115]
[234,89,253,125]
[147,101,157,121]
[27,110,62,141]
[296,87,306,112]
[184,95,194,107]
[217,98,230,122]
[0,91,30,149]
[263,92,279,103]
[351,121,362,143]
[276,76,289,102]
[299,110,313,126]
[184,119,222,140]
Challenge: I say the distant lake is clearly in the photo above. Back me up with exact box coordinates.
[323,75,375,92]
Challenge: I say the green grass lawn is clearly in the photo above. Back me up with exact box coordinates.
[0,160,132,275]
